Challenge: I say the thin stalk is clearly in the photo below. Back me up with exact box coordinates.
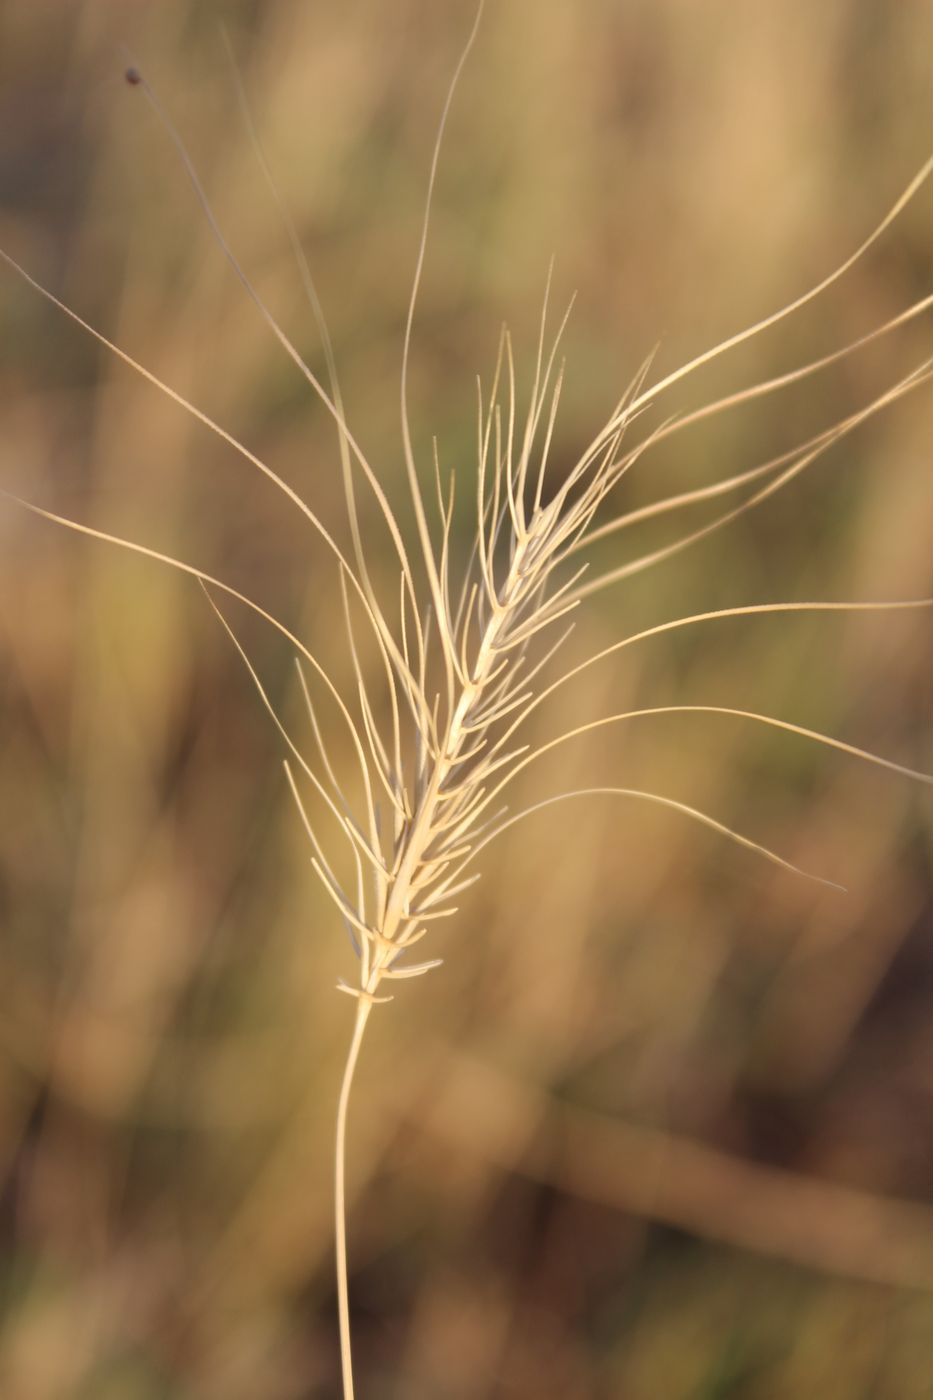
[335,998,373,1400]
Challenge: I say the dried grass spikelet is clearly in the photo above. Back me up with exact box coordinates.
[3,6,933,1396]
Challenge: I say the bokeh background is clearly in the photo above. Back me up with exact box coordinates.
[2,2,933,1396]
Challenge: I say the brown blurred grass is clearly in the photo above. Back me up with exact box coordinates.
[1,2,933,1396]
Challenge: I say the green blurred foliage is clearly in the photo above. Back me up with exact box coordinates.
[1,2,932,1396]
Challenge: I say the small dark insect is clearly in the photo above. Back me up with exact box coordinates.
[124,67,142,86]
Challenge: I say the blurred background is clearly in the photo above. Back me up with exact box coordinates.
[1,2,933,1396]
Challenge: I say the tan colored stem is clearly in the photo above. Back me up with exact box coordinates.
[335,998,372,1400]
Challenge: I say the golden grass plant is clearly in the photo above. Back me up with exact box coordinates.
[3,5,933,1394]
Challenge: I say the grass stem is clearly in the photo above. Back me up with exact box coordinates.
[335,998,372,1400]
